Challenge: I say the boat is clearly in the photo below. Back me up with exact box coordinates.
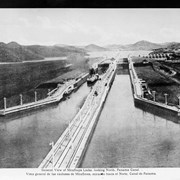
[87,74,99,86]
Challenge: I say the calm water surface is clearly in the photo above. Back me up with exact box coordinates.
[0,83,90,168]
[81,75,180,168]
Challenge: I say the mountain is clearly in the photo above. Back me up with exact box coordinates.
[83,44,108,52]
[54,44,86,54]
[117,40,165,51]
[104,40,162,51]
[150,42,180,54]
[7,41,21,48]
[105,40,180,51]
[104,44,126,50]
[1,40,180,62]
[26,45,87,58]
[128,40,163,50]
[0,42,44,62]
[0,42,87,62]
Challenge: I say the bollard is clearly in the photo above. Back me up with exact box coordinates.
[34,91,37,102]
[142,91,144,98]
[164,93,168,105]
[20,94,23,106]
[4,97,6,110]
[49,142,54,169]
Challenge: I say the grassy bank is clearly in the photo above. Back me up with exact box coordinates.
[0,60,67,98]
[134,64,180,106]
[0,55,100,109]
[0,60,69,109]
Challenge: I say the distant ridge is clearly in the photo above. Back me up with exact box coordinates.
[152,42,180,54]
[1,40,180,62]
[126,40,163,50]
[83,44,108,52]
[0,42,87,62]
[105,40,180,51]
[0,42,44,62]
[7,41,21,48]
[55,44,86,53]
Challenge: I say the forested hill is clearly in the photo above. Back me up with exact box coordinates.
[0,42,87,62]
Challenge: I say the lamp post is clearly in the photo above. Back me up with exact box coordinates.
[49,142,54,169]
[141,88,144,98]
[20,94,23,106]
[164,93,168,105]
[152,91,156,102]
[34,91,37,102]
[4,97,6,111]
[48,89,50,94]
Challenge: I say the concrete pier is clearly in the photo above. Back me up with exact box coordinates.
[0,73,88,116]
[39,61,117,169]
[128,57,180,115]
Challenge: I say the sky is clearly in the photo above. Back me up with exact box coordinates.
[0,9,180,46]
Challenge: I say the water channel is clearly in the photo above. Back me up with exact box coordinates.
[0,83,90,168]
[81,74,180,168]
[1,59,180,168]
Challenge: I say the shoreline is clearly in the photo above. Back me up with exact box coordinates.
[0,56,67,65]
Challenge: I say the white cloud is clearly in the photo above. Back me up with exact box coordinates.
[1,9,180,45]
[37,16,52,29]
[159,28,180,42]
[18,17,32,28]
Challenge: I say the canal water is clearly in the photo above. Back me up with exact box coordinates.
[81,74,180,168]
[0,83,90,168]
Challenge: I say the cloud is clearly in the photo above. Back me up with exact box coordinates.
[1,9,180,45]
[159,28,180,42]
[37,16,52,29]
[18,17,32,27]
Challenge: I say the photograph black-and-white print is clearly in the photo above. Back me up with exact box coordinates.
[0,8,180,179]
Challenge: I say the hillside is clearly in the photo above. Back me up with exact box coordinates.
[127,40,163,50]
[54,44,86,54]
[2,40,180,62]
[166,43,180,50]
[104,44,126,50]
[26,45,87,58]
[0,42,44,62]
[151,42,180,54]
[105,40,180,51]
[0,42,87,62]
[84,44,108,52]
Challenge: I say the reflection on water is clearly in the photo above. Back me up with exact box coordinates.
[134,100,180,124]
[81,75,180,168]
[0,83,90,168]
